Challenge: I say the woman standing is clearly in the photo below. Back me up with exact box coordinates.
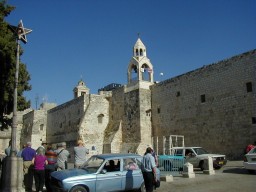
[32,147,48,192]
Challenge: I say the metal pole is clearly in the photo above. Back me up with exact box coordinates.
[10,39,20,157]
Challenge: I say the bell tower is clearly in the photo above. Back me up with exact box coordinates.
[122,37,154,155]
[127,37,154,89]
[73,79,90,98]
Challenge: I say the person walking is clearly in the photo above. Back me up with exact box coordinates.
[45,144,57,192]
[74,139,89,168]
[21,141,36,192]
[32,147,48,192]
[141,147,157,192]
[55,142,70,170]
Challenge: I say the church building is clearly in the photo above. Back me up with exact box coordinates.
[18,38,256,161]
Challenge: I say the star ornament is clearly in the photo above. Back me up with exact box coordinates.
[9,20,32,44]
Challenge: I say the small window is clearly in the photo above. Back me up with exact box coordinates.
[252,117,256,124]
[176,91,180,97]
[60,123,62,128]
[98,114,104,124]
[246,82,252,93]
[201,94,206,103]
[157,107,161,114]
[40,124,44,131]
[124,158,139,171]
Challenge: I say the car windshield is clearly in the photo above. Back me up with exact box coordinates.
[193,147,208,155]
[249,148,256,154]
[82,156,105,173]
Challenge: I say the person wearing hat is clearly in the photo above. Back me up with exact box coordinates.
[74,139,89,168]
[55,142,70,170]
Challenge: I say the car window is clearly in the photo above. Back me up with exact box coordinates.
[249,148,256,154]
[123,158,139,171]
[103,159,121,172]
[193,148,208,155]
[82,156,105,173]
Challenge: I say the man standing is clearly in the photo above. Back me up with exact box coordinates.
[55,142,70,170]
[142,147,157,192]
[74,139,89,168]
[21,141,36,192]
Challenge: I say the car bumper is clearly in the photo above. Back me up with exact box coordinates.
[213,159,227,168]
[243,162,256,170]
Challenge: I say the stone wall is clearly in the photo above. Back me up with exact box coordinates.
[47,94,110,161]
[22,109,48,150]
[151,50,256,160]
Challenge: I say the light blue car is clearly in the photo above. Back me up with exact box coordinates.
[50,153,160,192]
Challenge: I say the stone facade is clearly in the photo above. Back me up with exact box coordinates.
[151,50,256,160]
[1,38,255,161]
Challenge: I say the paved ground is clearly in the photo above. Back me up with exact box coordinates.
[155,161,255,192]
[1,160,254,192]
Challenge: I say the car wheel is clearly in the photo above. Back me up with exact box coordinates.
[137,182,146,192]
[199,161,204,171]
[70,186,88,192]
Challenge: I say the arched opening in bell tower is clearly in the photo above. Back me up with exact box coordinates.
[130,64,138,83]
[141,63,151,81]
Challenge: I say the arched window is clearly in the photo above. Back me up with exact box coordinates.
[140,49,143,56]
[98,114,104,124]
[135,49,139,56]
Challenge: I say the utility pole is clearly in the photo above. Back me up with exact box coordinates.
[1,20,32,192]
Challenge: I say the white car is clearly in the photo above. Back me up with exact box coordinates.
[243,147,256,173]
[171,147,227,170]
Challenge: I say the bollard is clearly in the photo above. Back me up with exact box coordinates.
[182,162,195,178]
[203,156,215,175]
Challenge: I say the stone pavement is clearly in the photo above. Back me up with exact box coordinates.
[155,161,255,192]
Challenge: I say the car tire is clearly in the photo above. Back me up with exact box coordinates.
[199,161,204,171]
[70,186,88,192]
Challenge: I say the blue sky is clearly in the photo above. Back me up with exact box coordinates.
[5,0,256,109]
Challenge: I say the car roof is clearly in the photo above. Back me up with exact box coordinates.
[93,153,142,159]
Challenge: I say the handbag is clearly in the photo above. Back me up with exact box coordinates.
[154,179,160,188]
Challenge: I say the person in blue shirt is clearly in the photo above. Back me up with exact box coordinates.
[142,147,157,192]
[21,141,36,192]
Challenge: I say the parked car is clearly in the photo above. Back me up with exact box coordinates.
[50,153,160,192]
[159,147,227,171]
[243,147,256,173]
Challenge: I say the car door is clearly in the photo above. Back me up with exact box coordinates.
[121,157,143,191]
[186,148,199,167]
[96,158,122,192]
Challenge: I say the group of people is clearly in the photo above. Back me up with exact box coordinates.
[2,139,89,192]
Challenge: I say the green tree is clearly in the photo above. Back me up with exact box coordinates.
[0,0,31,130]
